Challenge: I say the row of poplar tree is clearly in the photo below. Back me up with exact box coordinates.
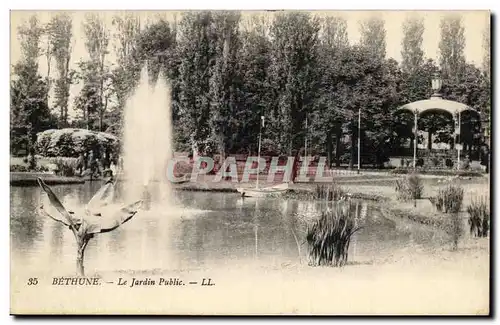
[10,11,491,167]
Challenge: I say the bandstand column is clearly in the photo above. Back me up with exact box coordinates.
[454,112,462,170]
[413,110,418,170]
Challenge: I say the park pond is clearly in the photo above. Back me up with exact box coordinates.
[11,181,452,276]
[9,181,489,314]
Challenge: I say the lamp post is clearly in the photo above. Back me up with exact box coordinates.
[305,115,308,160]
[357,107,361,174]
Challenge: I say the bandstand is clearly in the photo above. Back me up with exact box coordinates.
[397,73,482,170]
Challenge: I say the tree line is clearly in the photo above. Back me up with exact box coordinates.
[10,11,491,169]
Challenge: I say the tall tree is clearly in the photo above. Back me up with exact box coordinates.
[401,15,425,73]
[176,11,217,156]
[17,15,43,67]
[77,13,110,131]
[482,22,490,79]
[481,23,491,134]
[108,13,142,134]
[208,11,241,160]
[11,15,55,167]
[46,13,73,127]
[321,15,348,49]
[268,12,321,155]
[135,18,179,145]
[439,14,466,80]
[236,14,272,155]
[359,15,386,59]
[316,15,349,166]
[136,18,177,82]
[330,46,401,168]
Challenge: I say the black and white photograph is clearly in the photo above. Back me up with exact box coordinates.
[9,9,491,315]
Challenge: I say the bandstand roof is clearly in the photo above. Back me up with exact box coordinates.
[398,97,475,115]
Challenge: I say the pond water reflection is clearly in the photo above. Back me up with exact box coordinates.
[10,182,447,275]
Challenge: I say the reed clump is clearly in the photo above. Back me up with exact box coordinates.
[314,182,347,201]
[306,201,362,267]
[429,184,465,251]
[429,184,464,213]
[395,173,424,201]
[467,196,490,237]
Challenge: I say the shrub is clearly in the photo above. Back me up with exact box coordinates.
[431,157,440,168]
[390,167,409,175]
[35,165,49,173]
[445,158,454,168]
[467,196,490,237]
[429,184,465,251]
[460,159,470,170]
[174,159,193,177]
[395,173,424,201]
[10,164,28,172]
[306,201,362,267]
[449,212,463,251]
[53,157,78,177]
[390,168,483,177]
[36,128,118,158]
[314,182,346,201]
[416,158,424,167]
[261,138,280,156]
[430,185,464,214]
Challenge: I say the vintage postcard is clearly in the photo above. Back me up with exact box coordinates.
[10,9,491,315]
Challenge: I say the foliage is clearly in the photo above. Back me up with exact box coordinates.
[10,11,491,169]
[428,183,465,250]
[467,196,489,237]
[323,46,401,168]
[439,14,466,80]
[306,201,362,267]
[401,15,425,73]
[395,173,424,201]
[314,183,347,201]
[73,13,111,132]
[176,11,216,155]
[208,12,241,159]
[390,168,483,177]
[448,211,463,251]
[429,184,464,213]
[53,157,78,177]
[359,15,386,59]
[482,25,490,78]
[234,15,271,155]
[11,15,58,169]
[10,164,29,172]
[36,128,118,158]
[267,12,320,155]
[46,13,74,127]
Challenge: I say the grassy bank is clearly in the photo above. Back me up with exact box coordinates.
[11,171,490,231]
[10,172,85,186]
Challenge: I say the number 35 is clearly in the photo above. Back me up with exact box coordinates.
[27,278,38,285]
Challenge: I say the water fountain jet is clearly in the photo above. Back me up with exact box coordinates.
[121,67,174,207]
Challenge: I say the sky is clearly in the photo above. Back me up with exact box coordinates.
[10,10,491,119]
